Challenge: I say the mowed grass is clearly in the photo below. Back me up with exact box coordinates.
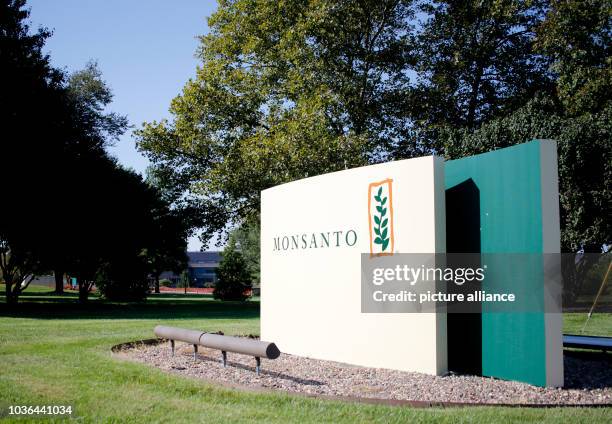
[564,312,612,337]
[0,287,610,423]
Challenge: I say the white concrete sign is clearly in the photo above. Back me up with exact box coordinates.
[261,156,448,374]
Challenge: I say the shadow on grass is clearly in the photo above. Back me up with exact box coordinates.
[10,290,220,305]
[564,350,612,389]
[0,289,259,321]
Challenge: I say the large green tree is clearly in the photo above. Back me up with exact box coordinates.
[400,0,552,154]
[137,0,610,253]
[136,0,416,243]
[50,61,128,294]
[0,0,186,303]
[440,0,611,252]
[0,0,65,302]
[61,155,188,303]
[85,162,184,302]
[441,95,611,252]
[534,0,611,116]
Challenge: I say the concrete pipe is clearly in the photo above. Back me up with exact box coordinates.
[154,325,205,345]
[199,334,281,359]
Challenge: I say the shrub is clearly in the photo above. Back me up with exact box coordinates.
[95,262,149,302]
[213,243,252,301]
[177,271,191,289]
[159,279,172,287]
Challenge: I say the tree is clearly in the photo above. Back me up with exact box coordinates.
[94,257,150,302]
[0,0,66,301]
[534,0,611,116]
[177,270,191,294]
[400,0,552,155]
[66,61,128,148]
[67,159,187,302]
[230,218,260,285]
[143,210,188,294]
[142,168,190,294]
[0,0,188,304]
[135,0,610,259]
[440,1,612,252]
[50,62,128,294]
[0,238,42,304]
[213,239,252,301]
[440,95,611,253]
[136,0,417,244]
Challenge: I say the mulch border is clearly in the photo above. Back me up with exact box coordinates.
[111,338,611,409]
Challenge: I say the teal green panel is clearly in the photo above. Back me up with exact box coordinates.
[445,140,546,386]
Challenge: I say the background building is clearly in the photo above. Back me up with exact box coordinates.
[160,251,221,287]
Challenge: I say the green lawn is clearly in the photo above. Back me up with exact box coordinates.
[564,312,612,337]
[0,287,609,423]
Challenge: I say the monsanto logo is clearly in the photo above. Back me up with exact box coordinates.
[368,179,395,257]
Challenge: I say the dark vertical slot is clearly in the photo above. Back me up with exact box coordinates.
[446,178,482,375]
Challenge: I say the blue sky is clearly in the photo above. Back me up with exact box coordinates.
[28,0,219,250]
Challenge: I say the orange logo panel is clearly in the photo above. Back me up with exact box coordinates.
[368,179,394,257]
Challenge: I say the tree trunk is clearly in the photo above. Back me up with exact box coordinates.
[54,268,64,294]
[78,279,88,303]
[154,275,160,294]
[79,287,88,302]
[5,282,16,304]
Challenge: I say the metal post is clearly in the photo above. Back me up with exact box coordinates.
[193,344,198,360]
[255,357,261,375]
[170,339,175,356]
[221,351,227,367]
[582,261,611,333]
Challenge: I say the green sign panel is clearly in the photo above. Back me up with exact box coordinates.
[445,140,563,387]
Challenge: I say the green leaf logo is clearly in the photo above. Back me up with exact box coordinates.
[373,187,390,252]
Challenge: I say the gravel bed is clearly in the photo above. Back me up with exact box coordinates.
[117,340,611,405]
